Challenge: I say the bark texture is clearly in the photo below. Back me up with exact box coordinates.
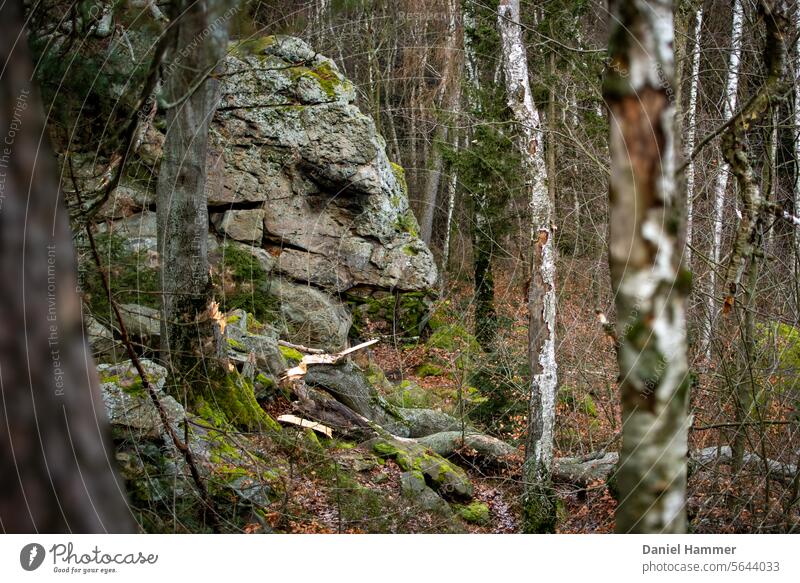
[497,0,557,533]
[684,7,702,266]
[795,4,800,288]
[604,0,691,534]
[419,0,461,246]
[0,1,133,533]
[157,0,233,383]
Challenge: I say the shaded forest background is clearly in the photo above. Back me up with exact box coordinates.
[2,0,800,534]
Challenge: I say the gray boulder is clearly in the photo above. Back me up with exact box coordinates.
[397,408,462,438]
[265,278,352,351]
[225,309,286,376]
[100,210,158,253]
[212,208,265,243]
[118,303,161,345]
[211,36,438,295]
[400,471,452,515]
[85,314,123,362]
[368,436,473,500]
[98,360,184,439]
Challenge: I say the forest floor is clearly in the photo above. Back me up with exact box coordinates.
[251,254,798,533]
[251,255,620,533]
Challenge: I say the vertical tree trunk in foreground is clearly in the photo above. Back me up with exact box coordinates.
[497,0,558,533]
[157,0,232,383]
[604,0,691,533]
[0,1,133,532]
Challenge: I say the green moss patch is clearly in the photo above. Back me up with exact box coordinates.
[416,363,445,378]
[212,244,279,324]
[194,370,280,433]
[456,501,490,525]
[279,345,304,364]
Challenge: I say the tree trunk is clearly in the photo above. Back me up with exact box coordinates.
[685,6,703,266]
[716,0,789,472]
[472,197,497,350]
[463,1,496,350]
[794,3,800,309]
[419,0,461,246]
[604,0,690,534]
[0,1,133,533]
[157,0,232,387]
[705,0,744,358]
[498,0,558,533]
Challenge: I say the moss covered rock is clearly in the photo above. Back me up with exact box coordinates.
[348,290,435,337]
[370,437,473,500]
[457,501,490,525]
[99,360,185,440]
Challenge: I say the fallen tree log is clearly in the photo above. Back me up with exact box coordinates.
[549,445,800,488]
[417,431,518,463]
[291,382,376,441]
[276,414,333,438]
[689,445,798,484]
[553,453,619,487]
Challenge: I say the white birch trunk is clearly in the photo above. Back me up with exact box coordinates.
[685,7,702,266]
[767,107,778,252]
[794,4,800,279]
[463,5,481,112]
[604,0,690,534]
[706,0,744,356]
[442,155,458,276]
[497,0,558,532]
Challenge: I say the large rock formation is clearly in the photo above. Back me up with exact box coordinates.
[79,35,438,351]
[210,36,436,293]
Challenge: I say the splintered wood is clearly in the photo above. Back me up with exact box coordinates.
[276,415,334,438]
[280,338,379,381]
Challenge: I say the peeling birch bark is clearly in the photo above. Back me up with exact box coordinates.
[498,0,558,533]
[604,0,691,534]
[794,4,800,287]
[684,7,702,266]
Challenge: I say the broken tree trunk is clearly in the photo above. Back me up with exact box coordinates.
[157,0,233,386]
